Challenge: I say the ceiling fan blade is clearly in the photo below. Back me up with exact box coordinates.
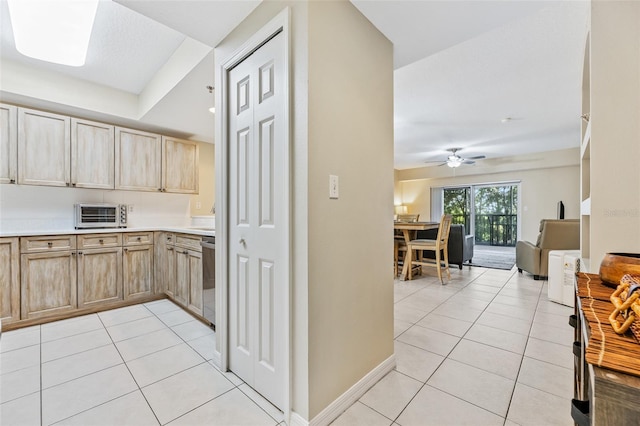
[424,159,446,163]
[462,160,476,165]
[466,155,486,160]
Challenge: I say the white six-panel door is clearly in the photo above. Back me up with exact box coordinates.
[228,31,285,409]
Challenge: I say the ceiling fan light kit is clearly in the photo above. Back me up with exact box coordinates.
[425,148,486,168]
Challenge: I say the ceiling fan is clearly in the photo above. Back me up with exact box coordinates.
[425,148,486,168]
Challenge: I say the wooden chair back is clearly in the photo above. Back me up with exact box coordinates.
[397,214,420,223]
[436,214,453,246]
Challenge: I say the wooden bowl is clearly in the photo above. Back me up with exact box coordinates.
[599,253,640,287]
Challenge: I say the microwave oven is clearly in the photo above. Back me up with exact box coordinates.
[74,204,127,229]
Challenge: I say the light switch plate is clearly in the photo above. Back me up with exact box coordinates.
[329,175,339,199]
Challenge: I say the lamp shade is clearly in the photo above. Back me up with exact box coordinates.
[394,205,408,215]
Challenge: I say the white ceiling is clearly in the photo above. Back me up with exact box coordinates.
[0,0,589,171]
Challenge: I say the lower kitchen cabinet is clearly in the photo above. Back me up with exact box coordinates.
[166,233,203,317]
[176,247,202,315]
[77,247,123,308]
[123,245,154,300]
[21,250,77,319]
[0,237,20,324]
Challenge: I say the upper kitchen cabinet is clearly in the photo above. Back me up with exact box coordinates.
[162,136,199,194]
[115,127,162,192]
[17,107,71,187]
[71,118,115,189]
[0,103,17,184]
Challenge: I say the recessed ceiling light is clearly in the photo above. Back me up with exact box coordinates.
[7,0,99,67]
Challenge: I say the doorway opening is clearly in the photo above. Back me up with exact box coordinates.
[442,183,519,247]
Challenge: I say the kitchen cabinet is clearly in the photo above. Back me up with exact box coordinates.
[115,127,162,192]
[77,233,123,308]
[156,233,203,316]
[174,234,203,315]
[123,232,154,300]
[154,232,175,295]
[0,237,20,324]
[71,118,115,189]
[162,136,199,194]
[0,103,17,184]
[17,107,71,187]
[20,235,78,320]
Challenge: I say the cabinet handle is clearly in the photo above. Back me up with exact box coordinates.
[47,242,53,248]
[158,188,162,192]
[99,239,104,244]
[78,251,83,255]
[137,237,142,241]
[168,247,173,251]
[72,183,76,187]
[9,179,15,184]
[124,248,128,252]
[66,182,70,187]
[72,252,76,256]
[184,250,188,254]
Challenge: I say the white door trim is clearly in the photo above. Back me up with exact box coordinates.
[214,6,291,422]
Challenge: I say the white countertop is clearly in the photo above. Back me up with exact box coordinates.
[0,226,215,238]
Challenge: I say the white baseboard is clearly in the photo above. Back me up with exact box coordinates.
[290,354,395,426]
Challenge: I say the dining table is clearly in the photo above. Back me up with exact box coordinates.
[394,221,439,280]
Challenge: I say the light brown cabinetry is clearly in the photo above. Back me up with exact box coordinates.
[77,233,123,308]
[0,238,20,324]
[123,232,154,300]
[71,118,115,189]
[17,108,71,187]
[0,103,17,184]
[115,127,162,192]
[174,234,203,315]
[162,136,199,194]
[20,236,78,320]
[154,232,175,295]
[157,233,203,316]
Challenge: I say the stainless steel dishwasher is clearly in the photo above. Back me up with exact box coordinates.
[200,236,215,328]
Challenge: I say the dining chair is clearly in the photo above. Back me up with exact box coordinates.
[394,214,419,276]
[407,214,452,283]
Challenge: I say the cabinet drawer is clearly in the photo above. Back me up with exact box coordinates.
[20,235,76,253]
[123,232,154,246]
[77,233,122,249]
[175,234,202,252]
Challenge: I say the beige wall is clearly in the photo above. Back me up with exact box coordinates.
[189,141,215,216]
[215,0,393,421]
[588,1,640,267]
[395,149,580,243]
[307,0,394,418]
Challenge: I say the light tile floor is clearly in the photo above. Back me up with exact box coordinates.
[1,300,283,426]
[1,266,574,425]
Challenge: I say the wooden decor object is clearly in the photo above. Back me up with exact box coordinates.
[599,253,640,287]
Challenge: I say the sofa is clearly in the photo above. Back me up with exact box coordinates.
[516,219,579,280]
[416,224,474,269]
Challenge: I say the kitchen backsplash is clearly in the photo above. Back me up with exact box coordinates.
[0,184,191,233]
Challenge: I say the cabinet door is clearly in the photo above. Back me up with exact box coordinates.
[18,108,71,187]
[123,245,154,300]
[77,247,123,308]
[115,127,161,192]
[162,136,199,194]
[0,103,17,184]
[71,118,115,189]
[187,249,203,316]
[0,237,20,324]
[174,249,190,307]
[21,251,77,319]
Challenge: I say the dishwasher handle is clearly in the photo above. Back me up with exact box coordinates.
[200,241,216,250]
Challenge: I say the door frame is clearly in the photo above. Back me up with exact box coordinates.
[214,7,291,420]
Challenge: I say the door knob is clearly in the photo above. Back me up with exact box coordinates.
[239,238,245,245]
